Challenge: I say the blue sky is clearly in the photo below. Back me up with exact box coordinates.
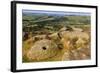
[22,9,91,16]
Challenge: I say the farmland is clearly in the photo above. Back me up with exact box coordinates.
[22,10,91,63]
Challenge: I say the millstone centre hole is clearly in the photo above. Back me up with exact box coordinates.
[42,46,47,50]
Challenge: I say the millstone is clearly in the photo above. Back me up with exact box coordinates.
[27,39,59,61]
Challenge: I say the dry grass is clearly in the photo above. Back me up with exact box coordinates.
[22,25,91,62]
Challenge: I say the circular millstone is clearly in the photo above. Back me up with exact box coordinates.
[27,39,60,61]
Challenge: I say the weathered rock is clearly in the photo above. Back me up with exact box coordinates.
[27,39,60,61]
[59,31,89,41]
[72,27,83,32]
[24,27,90,62]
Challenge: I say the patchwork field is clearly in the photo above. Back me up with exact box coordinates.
[22,11,91,63]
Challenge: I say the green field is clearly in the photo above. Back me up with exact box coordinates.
[22,11,91,63]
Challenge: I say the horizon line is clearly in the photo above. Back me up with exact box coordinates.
[22,9,91,16]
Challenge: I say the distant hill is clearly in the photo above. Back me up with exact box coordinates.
[23,12,90,25]
[22,11,91,33]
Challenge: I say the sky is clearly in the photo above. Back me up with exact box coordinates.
[22,9,91,16]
